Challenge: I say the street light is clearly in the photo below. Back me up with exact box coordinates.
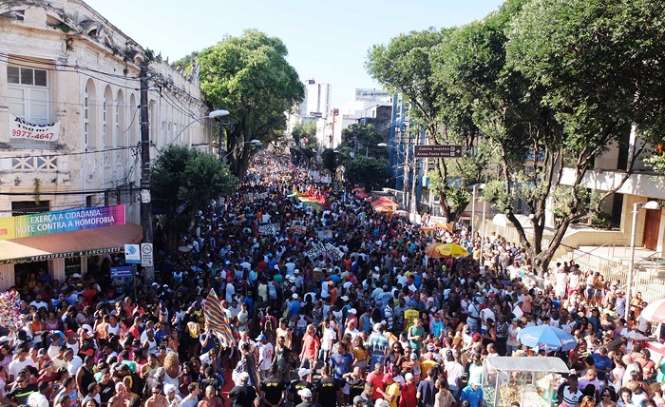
[626,200,659,319]
[170,109,230,145]
[208,109,230,119]
[377,142,388,148]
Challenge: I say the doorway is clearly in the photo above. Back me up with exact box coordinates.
[643,209,662,250]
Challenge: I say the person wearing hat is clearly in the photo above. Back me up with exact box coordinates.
[295,387,317,407]
[290,369,313,406]
[164,383,181,406]
[256,333,274,381]
[460,379,483,407]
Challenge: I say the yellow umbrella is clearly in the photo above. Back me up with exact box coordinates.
[425,243,469,258]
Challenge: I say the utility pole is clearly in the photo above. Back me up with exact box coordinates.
[410,132,418,215]
[139,61,154,283]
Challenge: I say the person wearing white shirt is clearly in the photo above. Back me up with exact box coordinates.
[256,335,274,379]
[320,322,337,361]
[65,349,82,377]
[225,282,235,304]
[7,347,35,380]
[27,382,49,407]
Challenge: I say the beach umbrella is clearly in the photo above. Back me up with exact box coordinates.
[517,325,577,351]
[425,243,469,258]
[639,298,665,323]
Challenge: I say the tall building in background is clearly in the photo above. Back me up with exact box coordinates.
[300,79,331,118]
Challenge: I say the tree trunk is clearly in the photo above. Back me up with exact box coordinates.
[438,190,451,219]
[535,216,572,276]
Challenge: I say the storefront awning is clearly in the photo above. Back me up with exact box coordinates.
[0,224,143,264]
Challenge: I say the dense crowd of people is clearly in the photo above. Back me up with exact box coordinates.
[2,154,664,407]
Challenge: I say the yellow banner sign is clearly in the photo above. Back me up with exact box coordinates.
[0,217,16,240]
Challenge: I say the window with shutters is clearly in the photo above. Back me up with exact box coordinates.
[7,65,50,124]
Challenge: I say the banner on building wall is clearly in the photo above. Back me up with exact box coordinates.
[9,114,60,142]
[0,205,125,241]
[0,217,16,240]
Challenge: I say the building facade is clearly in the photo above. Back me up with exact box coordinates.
[300,79,331,118]
[555,131,665,253]
[0,0,212,288]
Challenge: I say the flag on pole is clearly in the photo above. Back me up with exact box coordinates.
[203,289,235,348]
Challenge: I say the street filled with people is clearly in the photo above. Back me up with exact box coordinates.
[2,154,665,407]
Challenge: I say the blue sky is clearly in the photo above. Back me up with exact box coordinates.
[87,0,504,106]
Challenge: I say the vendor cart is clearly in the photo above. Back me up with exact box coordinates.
[482,356,568,407]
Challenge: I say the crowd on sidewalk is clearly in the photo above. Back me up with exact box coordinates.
[1,154,664,407]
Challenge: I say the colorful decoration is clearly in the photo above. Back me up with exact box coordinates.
[0,205,125,241]
[0,290,22,330]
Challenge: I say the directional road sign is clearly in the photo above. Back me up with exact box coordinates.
[414,145,463,158]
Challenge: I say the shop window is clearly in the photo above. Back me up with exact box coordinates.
[65,257,82,276]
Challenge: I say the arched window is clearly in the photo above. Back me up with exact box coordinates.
[102,86,113,148]
[129,94,137,145]
[115,90,125,148]
[83,79,97,149]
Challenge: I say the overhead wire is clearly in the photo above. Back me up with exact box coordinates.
[1,53,142,81]
[0,144,140,161]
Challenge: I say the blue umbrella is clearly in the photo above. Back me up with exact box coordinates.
[517,325,577,351]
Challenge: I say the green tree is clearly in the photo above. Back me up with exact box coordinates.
[339,123,386,160]
[345,157,390,191]
[321,148,340,176]
[184,30,304,176]
[367,29,484,220]
[152,146,237,248]
[501,0,665,273]
[290,122,317,164]
[291,121,316,147]
[436,1,563,265]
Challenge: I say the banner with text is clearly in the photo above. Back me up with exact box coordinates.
[10,114,60,142]
[0,205,125,241]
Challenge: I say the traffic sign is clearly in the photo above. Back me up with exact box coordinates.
[124,244,140,264]
[414,145,463,158]
[141,243,154,267]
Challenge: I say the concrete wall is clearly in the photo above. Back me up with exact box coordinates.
[559,168,665,200]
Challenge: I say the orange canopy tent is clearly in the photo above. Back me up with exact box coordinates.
[371,196,398,213]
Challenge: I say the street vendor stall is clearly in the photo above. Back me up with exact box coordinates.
[482,356,568,407]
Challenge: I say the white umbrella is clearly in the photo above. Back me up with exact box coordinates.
[640,298,665,323]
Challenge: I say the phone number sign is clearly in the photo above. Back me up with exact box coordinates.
[10,114,60,142]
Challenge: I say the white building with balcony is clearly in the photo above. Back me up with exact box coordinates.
[0,0,212,288]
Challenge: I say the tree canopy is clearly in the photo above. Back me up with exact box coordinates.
[152,146,237,248]
[367,0,665,274]
[184,30,304,176]
[338,123,386,160]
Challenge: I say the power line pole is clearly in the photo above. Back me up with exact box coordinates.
[139,61,154,283]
